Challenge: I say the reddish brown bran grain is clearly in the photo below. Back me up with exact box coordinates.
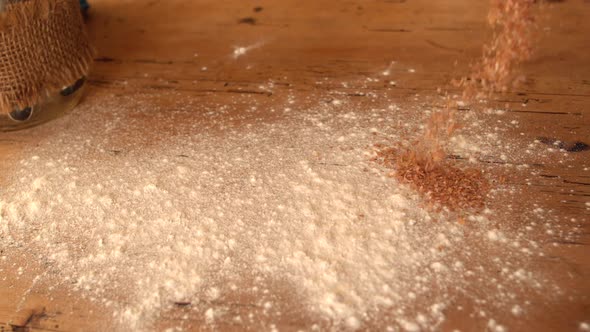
[456,0,537,99]
[385,0,538,211]
[375,146,491,212]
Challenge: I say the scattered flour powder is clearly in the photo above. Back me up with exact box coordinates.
[0,93,557,331]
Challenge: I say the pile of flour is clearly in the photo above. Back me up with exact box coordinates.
[0,93,551,331]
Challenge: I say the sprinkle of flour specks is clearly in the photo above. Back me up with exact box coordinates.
[0,94,552,331]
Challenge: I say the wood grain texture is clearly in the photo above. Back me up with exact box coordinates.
[0,0,588,331]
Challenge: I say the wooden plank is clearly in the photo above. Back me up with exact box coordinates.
[0,0,588,331]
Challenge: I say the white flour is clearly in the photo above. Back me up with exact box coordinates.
[0,93,555,331]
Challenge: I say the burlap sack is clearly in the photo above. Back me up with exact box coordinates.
[0,0,94,114]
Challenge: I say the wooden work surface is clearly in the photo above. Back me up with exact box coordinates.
[1,0,589,331]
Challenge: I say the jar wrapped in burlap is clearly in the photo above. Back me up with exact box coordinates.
[0,0,94,130]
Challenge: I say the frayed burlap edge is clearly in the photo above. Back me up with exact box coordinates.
[0,0,95,113]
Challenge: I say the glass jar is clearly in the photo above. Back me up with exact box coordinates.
[0,77,86,132]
